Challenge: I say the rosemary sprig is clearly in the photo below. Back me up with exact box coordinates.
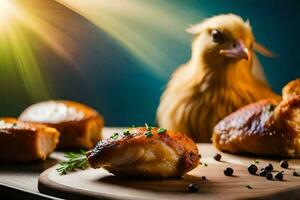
[56,150,89,175]
[145,123,152,131]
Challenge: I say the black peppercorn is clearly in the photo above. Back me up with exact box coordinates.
[214,153,221,161]
[266,172,273,180]
[259,168,268,177]
[265,163,273,172]
[201,176,207,180]
[224,167,234,176]
[188,183,199,193]
[275,172,283,180]
[280,160,289,169]
[248,164,258,175]
[293,170,299,176]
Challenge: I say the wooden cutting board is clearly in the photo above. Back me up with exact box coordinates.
[38,144,300,200]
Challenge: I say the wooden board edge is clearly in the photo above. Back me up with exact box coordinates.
[38,166,132,200]
[38,165,300,200]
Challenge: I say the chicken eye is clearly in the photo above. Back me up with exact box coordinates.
[211,30,223,43]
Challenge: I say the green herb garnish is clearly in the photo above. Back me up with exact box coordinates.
[264,104,276,113]
[145,131,153,137]
[56,150,88,175]
[110,133,119,139]
[145,123,152,131]
[254,160,260,164]
[245,185,252,189]
[123,130,130,136]
[157,128,167,134]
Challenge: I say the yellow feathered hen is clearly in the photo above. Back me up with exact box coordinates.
[157,14,280,142]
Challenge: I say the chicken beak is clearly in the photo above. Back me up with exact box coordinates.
[219,40,250,60]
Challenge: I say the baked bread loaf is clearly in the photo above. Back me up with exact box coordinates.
[87,127,199,178]
[0,118,59,162]
[213,79,300,157]
[19,100,103,149]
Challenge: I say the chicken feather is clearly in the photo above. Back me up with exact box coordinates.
[157,14,280,142]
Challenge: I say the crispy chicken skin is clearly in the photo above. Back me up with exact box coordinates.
[213,79,300,157]
[87,127,199,178]
[19,100,103,150]
[0,118,60,162]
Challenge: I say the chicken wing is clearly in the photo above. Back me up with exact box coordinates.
[87,127,199,178]
[213,79,300,157]
[0,118,60,162]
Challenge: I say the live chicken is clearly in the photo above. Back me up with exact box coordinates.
[157,14,280,142]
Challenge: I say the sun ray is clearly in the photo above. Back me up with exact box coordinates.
[55,0,206,77]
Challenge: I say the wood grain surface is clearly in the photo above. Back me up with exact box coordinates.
[38,144,300,200]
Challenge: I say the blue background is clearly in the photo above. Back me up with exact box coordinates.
[1,0,300,126]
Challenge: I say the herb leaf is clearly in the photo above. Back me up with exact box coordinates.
[110,133,119,139]
[56,150,88,175]
[145,131,153,137]
[145,123,152,131]
[264,104,276,113]
[157,128,167,134]
[123,130,130,136]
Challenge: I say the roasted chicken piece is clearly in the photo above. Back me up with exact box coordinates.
[213,79,300,157]
[0,118,60,162]
[87,127,199,178]
[19,100,103,149]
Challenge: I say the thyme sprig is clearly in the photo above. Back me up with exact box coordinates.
[56,150,89,175]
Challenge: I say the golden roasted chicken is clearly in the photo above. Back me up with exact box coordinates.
[19,100,103,149]
[0,118,59,162]
[213,79,300,157]
[87,127,199,178]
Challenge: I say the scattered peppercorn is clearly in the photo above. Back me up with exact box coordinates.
[245,185,252,189]
[265,163,273,172]
[188,183,199,193]
[293,170,299,176]
[248,164,258,175]
[259,168,268,177]
[214,153,221,161]
[280,160,289,169]
[201,176,207,180]
[265,172,273,180]
[224,167,234,176]
[145,131,153,137]
[275,172,283,180]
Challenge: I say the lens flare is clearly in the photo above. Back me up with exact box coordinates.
[55,0,205,77]
[0,0,83,101]
[0,0,49,100]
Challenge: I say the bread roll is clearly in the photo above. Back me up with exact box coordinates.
[19,100,103,149]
